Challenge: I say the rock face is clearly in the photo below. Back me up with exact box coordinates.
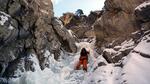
[94,0,148,63]
[0,0,77,78]
[58,0,150,64]
[135,1,150,31]
[60,11,102,39]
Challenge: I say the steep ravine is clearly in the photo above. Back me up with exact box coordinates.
[0,0,150,84]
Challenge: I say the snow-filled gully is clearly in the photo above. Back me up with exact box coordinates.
[8,34,150,84]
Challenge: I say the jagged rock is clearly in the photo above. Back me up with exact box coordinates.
[7,0,54,30]
[60,12,74,26]
[4,57,25,78]
[135,1,150,32]
[94,0,146,52]
[60,11,102,39]
[51,17,77,53]
[0,11,19,63]
[103,48,132,63]
[104,0,146,13]
[87,11,103,25]
[24,55,35,72]
[0,0,8,12]
[0,63,8,77]
[0,11,30,76]
[0,78,8,84]
[135,1,150,23]
[0,11,18,44]
[34,16,77,69]
[102,38,135,63]
[0,0,77,77]
[103,51,114,63]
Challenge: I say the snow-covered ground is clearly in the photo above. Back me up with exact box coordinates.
[8,39,107,84]
[123,34,150,84]
[8,33,150,84]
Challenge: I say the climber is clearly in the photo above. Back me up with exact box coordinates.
[75,48,89,72]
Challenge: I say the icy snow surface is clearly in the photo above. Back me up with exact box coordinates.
[8,34,150,84]
[8,39,108,84]
[123,34,150,84]
[134,35,150,55]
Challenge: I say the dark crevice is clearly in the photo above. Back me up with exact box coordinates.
[6,0,11,14]
[0,64,2,76]
[132,50,150,58]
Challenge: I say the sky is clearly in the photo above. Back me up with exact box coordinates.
[51,0,106,17]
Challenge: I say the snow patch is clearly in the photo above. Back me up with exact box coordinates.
[131,31,139,35]
[68,30,73,37]
[123,53,150,84]
[104,48,117,54]
[134,35,150,55]
[0,14,8,25]
[113,39,135,52]
[44,50,51,57]
[135,1,150,11]
[9,53,61,84]
[88,64,122,84]
[0,11,14,30]
[8,25,14,30]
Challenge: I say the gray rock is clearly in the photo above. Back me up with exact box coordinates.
[0,0,9,12]
[135,3,150,23]
[0,78,8,84]
[51,17,77,53]
[0,0,77,78]
[0,11,20,63]
[60,12,99,39]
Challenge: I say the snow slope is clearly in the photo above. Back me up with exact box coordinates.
[8,34,150,84]
[8,39,107,84]
[123,34,150,84]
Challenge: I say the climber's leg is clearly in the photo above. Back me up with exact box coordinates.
[83,59,88,72]
[76,60,82,70]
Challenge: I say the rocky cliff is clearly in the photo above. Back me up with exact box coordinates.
[59,0,149,64]
[58,0,150,64]
[93,0,148,63]
[60,11,103,39]
[0,0,77,79]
